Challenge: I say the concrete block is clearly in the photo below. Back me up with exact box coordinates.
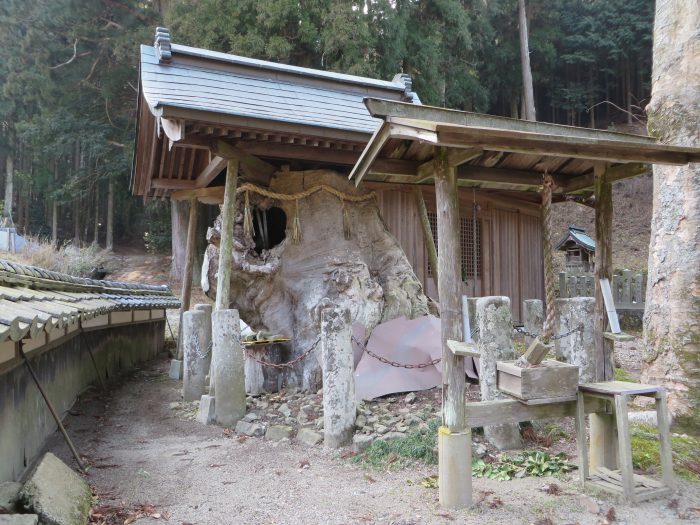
[554,297,595,383]
[438,428,472,509]
[212,310,246,427]
[321,308,356,449]
[196,395,216,425]
[169,359,183,380]
[297,428,323,446]
[0,516,39,525]
[266,425,294,441]
[18,452,91,525]
[476,296,522,450]
[522,299,544,346]
[0,482,22,513]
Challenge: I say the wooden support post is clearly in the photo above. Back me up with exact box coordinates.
[215,159,239,311]
[413,186,439,291]
[655,389,676,490]
[434,148,470,508]
[593,162,614,381]
[210,159,239,396]
[176,196,199,362]
[614,394,634,503]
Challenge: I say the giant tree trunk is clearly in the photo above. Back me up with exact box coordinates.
[642,0,700,430]
[202,170,429,391]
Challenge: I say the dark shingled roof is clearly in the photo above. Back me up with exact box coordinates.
[0,260,179,343]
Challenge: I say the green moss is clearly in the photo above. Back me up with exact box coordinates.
[630,422,700,482]
[352,419,440,469]
[614,368,638,383]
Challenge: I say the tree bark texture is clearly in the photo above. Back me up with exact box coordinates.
[106,176,114,251]
[642,0,700,429]
[4,155,13,219]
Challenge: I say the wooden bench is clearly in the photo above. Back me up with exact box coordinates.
[575,381,675,503]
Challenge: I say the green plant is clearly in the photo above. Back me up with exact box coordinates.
[472,451,576,481]
[352,419,440,470]
[630,422,700,482]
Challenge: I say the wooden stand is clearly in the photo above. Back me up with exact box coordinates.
[576,381,675,503]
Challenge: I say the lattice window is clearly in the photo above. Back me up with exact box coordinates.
[427,211,482,281]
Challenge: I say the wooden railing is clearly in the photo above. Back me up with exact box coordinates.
[558,270,646,310]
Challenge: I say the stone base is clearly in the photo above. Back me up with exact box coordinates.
[169,359,183,380]
[196,395,216,425]
[484,423,522,451]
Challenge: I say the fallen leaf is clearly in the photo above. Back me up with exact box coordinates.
[298,459,310,469]
[435,510,454,520]
[364,474,376,483]
[605,507,616,522]
[488,496,503,509]
[340,450,356,459]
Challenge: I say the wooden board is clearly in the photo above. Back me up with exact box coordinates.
[579,381,662,396]
[497,359,579,401]
[447,339,479,357]
[603,332,634,342]
[464,396,605,427]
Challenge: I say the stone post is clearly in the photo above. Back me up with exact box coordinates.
[183,310,208,402]
[553,297,596,383]
[194,304,213,379]
[522,299,543,346]
[476,296,522,450]
[321,307,355,448]
[194,303,215,424]
[212,309,246,427]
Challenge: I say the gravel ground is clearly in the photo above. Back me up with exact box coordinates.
[43,354,700,525]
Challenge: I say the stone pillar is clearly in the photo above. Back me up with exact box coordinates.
[212,309,246,427]
[194,304,213,379]
[553,297,596,384]
[321,307,355,448]
[522,299,543,346]
[462,296,479,342]
[476,296,522,450]
[183,310,208,402]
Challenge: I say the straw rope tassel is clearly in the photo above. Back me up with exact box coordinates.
[243,191,254,238]
[292,199,302,244]
[342,199,351,240]
[541,172,556,343]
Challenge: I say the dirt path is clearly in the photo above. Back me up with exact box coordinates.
[45,354,699,525]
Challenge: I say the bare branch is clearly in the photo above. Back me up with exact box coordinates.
[586,100,645,125]
[100,18,124,30]
[108,141,125,148]
[84,56,100,82]
[49,39,79,69]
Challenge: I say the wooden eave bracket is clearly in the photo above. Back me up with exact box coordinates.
[447,339,479,357]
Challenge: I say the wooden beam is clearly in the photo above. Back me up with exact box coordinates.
[593,162,614,381]
[465,397,605,427]
[457,165,553,187]
[434,148,465,432]
[194,156,228,188]
[436,127,694,165]
[413,186,439,291]
[171,186,225,205]
[557,163,648,194]
[350,122,392,186]
[416,149,481,183]
[211,140,277,183]
[151,179,197,190]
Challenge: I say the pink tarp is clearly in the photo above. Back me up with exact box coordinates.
[354,315,478,400]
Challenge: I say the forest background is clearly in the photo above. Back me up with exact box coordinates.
[0,0,654,255]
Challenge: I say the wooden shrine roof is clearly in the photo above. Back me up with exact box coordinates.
[131,29,419,201]
[349,99,700,201]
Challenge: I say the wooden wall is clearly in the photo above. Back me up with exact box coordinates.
[375,186,544,323]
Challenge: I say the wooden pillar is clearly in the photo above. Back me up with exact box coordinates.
[435,148,470,508]
[590,162,617,471]
[413,186,439,291]
[180,197,199,314]
[215,159,239,311]
[106,176,114,251]
[593,162,614,381]
[209,159,239,397]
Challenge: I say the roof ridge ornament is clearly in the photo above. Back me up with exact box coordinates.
[393,73,421,105]
[155,26,172,64]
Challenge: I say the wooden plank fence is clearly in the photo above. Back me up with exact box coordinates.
[558,270,646,310]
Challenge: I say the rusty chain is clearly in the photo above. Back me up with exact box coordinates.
[244,336,321,369]
[351,335,441,369]
[512,323,583,341]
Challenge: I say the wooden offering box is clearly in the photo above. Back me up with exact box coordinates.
[497,360,579,404]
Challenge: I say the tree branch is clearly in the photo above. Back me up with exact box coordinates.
[49,39,79,69]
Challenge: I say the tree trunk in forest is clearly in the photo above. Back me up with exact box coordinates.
[4,155,13,220]
[106,176,114,251]
[518,0,536,121]
[642,0,700,431]
[73,198,80,247]
[93,189,99,246]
